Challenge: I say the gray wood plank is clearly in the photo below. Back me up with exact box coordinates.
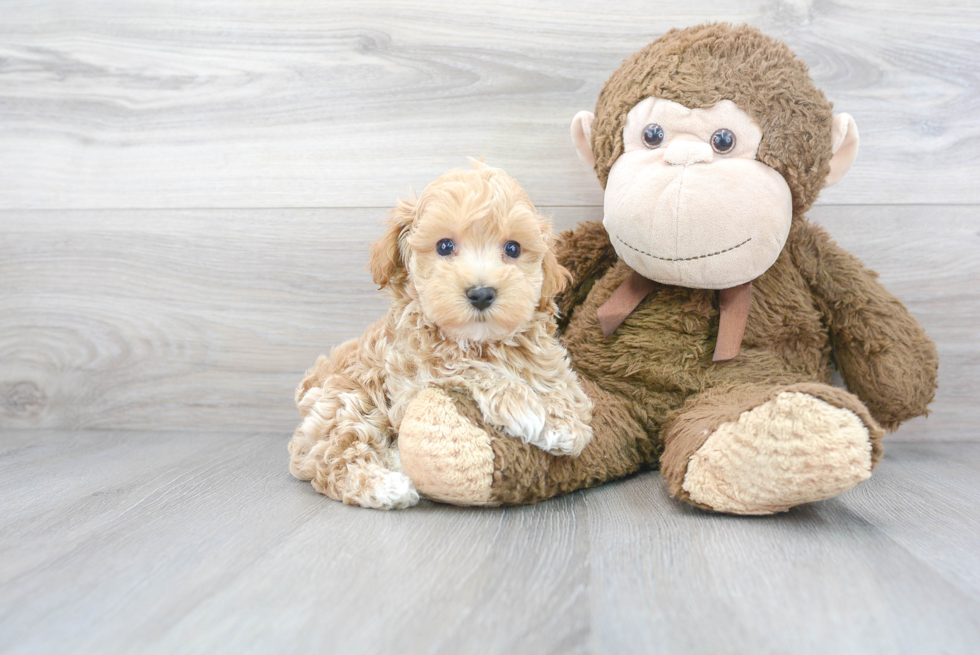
[0,430,236,536]
[2,204,974,440]
[839,442,980,604]
[583,453,980,655]
[0,0,977,209]
[0,432,977,654]
[0,207,395,433]
[0,430,591,655]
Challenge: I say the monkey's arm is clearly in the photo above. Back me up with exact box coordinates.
[792,220,938,431]
[555,220,618,329]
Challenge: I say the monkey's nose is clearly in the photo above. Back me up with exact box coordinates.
[663,140,714,166]
[466,286,496,310]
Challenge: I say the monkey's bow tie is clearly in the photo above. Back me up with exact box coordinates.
[596,270,753,362]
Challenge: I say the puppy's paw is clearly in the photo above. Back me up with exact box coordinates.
[352,469,420,510]
[532,415,594,457]
[499,406,547,442]
[474,383,547,442]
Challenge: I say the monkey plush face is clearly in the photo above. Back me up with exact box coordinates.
[600,97,793,288]
[570,24,860,291]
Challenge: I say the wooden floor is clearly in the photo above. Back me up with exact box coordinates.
[0,430,978,654]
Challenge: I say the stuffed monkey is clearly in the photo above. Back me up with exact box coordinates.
[396,23,938,514]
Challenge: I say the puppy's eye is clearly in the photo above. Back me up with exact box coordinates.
[436,239,455,257]
[504,241,521,258]
[711,128,736,153]
[642,123,665,149]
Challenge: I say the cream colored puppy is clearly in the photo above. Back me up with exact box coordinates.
[288,162,593,509]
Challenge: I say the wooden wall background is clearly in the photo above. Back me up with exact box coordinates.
[1,0,977,440]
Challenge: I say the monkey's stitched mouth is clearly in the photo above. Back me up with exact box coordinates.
[616,235,752,262]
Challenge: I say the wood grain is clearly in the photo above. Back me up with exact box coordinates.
[841,442,980,604]
[0,0,978,209]
[0,431,977,654]
[583,443,980,654]
[1,205,974,440]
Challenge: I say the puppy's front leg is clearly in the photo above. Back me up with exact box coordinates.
[533,353,595,458]
[462,363,593,457]
[471,375,592,457]
[465,372,547,445]
[537,400,594,457]
[290,363,418,510]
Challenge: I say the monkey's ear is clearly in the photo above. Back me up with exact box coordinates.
[369,196,415,289]
[824,113,859,188]
[571,111,596,168]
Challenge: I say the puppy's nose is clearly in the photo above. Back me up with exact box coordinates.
[466,286,496,310]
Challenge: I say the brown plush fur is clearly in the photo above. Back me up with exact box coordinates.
[396,24,938,512]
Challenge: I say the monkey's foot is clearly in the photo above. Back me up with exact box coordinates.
[671,389,878,515]
[399,387,498,506]
[400,380,653,507]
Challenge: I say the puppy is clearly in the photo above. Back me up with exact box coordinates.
[288,162,593,509]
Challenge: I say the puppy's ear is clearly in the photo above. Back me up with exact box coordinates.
[537,229,573,312]
[369,195,416,289]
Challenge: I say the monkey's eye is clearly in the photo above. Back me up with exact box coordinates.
[711,128,736,154]
[504,241,521,258]
[642,123,665,149]
[436,239,455,256]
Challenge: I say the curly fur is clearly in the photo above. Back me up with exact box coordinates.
[288,163,593,509]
